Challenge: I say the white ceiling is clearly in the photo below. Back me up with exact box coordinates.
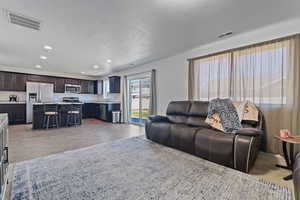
[0,0,299,76]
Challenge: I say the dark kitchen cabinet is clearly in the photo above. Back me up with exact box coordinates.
[27,74,56,85]
[109,76,121,93]
[89,81,96,94]
[0,72,5,91]
[0,104,26,125]
[0,71,98,94]
[0,72,27,91]
[81,80,98,94]
[81,80,89,94]
[98,103,120,122]
[82,103,120,122]
[27,74,45,82]
[55,78,65,93]
[65,78,80,85]
[15,73,27,91]
[82,103,96,118]
[94,104,100,119]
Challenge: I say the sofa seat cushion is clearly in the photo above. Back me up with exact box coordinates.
[146,122,171,147]
[170,124,200,154]
[194,129,235,167]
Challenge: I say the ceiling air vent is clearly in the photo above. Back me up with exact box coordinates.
[217,31,233,39]
[8,11,40,30]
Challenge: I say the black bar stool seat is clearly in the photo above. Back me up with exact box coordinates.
[67,104,81,127]
[43,104,59,129]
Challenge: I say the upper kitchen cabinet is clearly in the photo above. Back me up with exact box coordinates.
[55,78,65,93]
[27,74,56,84]
[91,80,98,94]
[81,80,90,94]
[0,71,27,91]
[15,73,27,91]
[27,74,45,82]
[109,76,121,93]
[81,80,98,94]
[65,78,81,85]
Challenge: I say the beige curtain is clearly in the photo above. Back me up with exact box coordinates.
[149,69,157,115]
[188,60,195,100]
[120,75,129,123]
[192,53,231,101]
[190,35,300,153]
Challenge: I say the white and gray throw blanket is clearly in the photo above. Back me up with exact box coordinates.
[207,98,242,133]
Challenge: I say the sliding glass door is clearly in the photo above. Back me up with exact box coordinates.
[128,77,151,124]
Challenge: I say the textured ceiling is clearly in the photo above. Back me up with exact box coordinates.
[0,0,299,76]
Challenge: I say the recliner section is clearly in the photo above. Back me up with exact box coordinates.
[195,129,235,168]
[145,101,265,173]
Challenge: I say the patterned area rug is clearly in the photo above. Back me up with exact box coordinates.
[11,136,291,200]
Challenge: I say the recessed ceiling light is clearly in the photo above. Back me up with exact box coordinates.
[35,65,42,69]
[40,55,47,60]
[43,45,53,51]
[81,72,86,74]
[93,65,99,69]
[106,59,112,63]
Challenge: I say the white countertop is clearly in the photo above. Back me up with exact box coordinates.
[33,102,84,105]
[84,101,121,104]
[0,101,26,104]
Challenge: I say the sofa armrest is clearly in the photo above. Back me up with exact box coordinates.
[148,115,170,123]
[234,135,261,172]
[234,128,262,137]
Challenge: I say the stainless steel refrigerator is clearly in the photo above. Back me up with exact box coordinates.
[26,82,54,123]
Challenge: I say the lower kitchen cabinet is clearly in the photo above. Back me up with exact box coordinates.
[82,103,96,118]
[0,104,26,125]
[83,103,120,122]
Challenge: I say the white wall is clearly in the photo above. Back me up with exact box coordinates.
[105,17,300,114]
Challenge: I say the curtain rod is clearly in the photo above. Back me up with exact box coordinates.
[187,33,300,61]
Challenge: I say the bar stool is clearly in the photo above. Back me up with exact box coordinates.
[43,104,59,129]
[67,104,81,127]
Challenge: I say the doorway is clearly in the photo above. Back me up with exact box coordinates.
[128,76,151,124]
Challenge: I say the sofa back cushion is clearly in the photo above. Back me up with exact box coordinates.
[166,101,191,124]
[186,101,209,127]
[188,101,209,117]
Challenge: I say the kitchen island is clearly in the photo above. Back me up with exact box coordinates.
[32,103,83,129]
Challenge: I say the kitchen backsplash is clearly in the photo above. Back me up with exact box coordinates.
[0,91,26,102]
[99,93,121,102]
[0,91,100,103]
[53,93,99,102]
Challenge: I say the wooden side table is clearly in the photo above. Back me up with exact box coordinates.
[274,135,300,180]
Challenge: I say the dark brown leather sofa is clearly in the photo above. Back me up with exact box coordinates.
[145,101,265,173]
[294,153,300,200]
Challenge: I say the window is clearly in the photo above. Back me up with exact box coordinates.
[195,53,231,101]
[232,43,287,104]
[193,40,289,104]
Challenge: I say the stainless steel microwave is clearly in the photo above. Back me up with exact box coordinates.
[65,84,81,93]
